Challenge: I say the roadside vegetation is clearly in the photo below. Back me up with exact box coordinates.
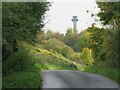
[2,1,120,88]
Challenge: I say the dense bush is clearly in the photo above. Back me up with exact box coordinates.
[61,46,74,58]
[41,38,74,58]
[69,53,82,64]
[64,28,78,51]
[79,48,94,66]
[3,45,36,74]
[74,30,90,52]
[40,38,87,64]
[3,65,41,88]
[2,2,51,60]
[96,2,119,68]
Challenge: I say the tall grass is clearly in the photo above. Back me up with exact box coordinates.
[3,46,36,74]
[2,44,42,88]
[84,65,120,84]
[3,65,41,88]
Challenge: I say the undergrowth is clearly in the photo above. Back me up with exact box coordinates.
[2,65,41,88]
[84,65,120,84]
[2,41,84,88]
[2,44,42,88]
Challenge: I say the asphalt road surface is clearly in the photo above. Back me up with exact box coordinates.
[41,70,119,88]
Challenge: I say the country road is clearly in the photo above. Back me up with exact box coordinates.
[41,70,119,88]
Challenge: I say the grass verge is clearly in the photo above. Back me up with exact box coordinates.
[2,41,84,88]
[2,65,41,88]
[84,66,120,84]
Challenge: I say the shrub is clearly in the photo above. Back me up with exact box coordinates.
[79,48,94,66]
[69,53,81,63]
[3,45,36,74]
[3,66,41,88]
[61,46,74,58]
[41,38,74,58]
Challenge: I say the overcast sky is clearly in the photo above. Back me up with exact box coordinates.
[44,0,100,34]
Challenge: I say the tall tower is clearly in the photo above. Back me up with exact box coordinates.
[71,16,78,32]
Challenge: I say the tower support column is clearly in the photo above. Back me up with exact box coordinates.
[71,16,78,32]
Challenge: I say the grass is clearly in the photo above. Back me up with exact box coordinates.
[45,64,63,70]
[84,65,120,84]
[3,41,120,88]
[22,41,83,71]
[2,41,84,88]
[2,43,43,88]
[2,65,41,88]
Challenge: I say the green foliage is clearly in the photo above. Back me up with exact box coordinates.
[3,45,36,74]
[37,30,64,43]
[79,48,94,66]
[45,30,54,38]
[61,46,73,58]
[41,38,74,58]
[2,42,42,88]
[3,65,41,88]
[80,26,119,68]
[98,28,118,67]
[2,2,51,60]
[64,28,78,51]
[86,26,105,60]
[118,27,120,68]
[74,30,90,52]
[83,2,120,84]
[85,65,120,84]
[2,2,120,88]
[96,2,119,68]
[22,42,82,71]
[69,52,85,67]
[74,26,105,65]
[97,2,120,26]
[40,38,85,64]
[2,2,51,87]
[34,47,79,70]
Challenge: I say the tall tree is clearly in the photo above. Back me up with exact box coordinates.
[2,2,51,60]
[74,30,90,52]
[97,2,120,26]
[96,1,119,68]
[64,28,78,51]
